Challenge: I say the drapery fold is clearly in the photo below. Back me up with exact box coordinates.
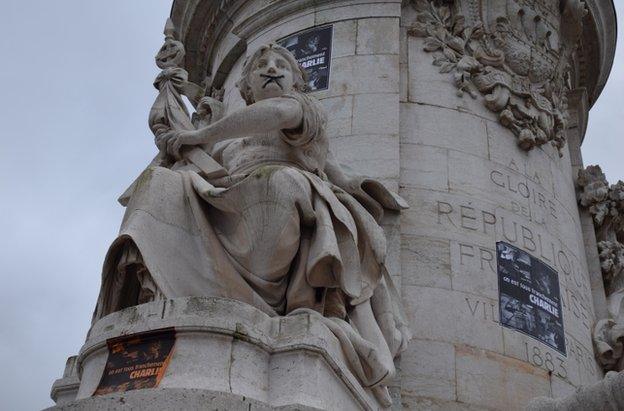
[94,164,409,407]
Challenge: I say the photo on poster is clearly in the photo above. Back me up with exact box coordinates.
[278,25,333,92]
[497,242,566,355]
[94,328,176,396]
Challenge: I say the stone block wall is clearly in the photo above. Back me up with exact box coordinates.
[397,3,601,409]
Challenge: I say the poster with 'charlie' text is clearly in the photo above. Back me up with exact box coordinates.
[497,242,566,355]
[278,25,333,92]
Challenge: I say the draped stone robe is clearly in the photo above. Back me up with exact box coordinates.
[93,91,410,397]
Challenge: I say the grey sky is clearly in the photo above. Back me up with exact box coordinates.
[0,2,621,410]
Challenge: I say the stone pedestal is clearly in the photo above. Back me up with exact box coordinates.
[49,297,382,410]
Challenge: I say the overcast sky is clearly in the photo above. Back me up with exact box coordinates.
[0,2,621,410]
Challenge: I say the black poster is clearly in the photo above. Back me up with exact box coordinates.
[278,25,333,92]
[94,328,176,396]
[497,242,566,355]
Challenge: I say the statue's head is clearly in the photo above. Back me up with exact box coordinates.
[237,44,308,105]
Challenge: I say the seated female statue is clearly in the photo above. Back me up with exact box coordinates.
[93,43,410,405]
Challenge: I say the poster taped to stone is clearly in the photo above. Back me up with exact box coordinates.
[278,25,333,92]
[497,242,566,355]
[94,328,176,395]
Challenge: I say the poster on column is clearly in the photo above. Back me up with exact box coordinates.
[497,242,566,355]
[93,328,176,395]
[278,25,333,92]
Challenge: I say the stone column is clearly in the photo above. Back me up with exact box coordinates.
[397,1,615,409]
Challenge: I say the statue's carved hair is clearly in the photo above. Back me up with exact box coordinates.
[237,43,308,105]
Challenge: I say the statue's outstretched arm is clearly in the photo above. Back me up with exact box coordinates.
[165,97,303,159]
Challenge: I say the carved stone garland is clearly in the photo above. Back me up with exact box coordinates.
[578,165,624,372]
[407,0,586,155]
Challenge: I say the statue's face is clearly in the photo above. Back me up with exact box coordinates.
[249,49,295,102]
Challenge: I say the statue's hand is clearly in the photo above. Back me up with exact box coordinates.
[165,130,202,160]
[153,126,171,152]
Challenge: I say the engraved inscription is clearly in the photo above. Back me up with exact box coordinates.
[437,200,590,294]
[523,341,568,380]
[458,243,496,274]
[465,296,499,323]
[440,199,594,333]
[437,201,496,235]
[489,170,557,220]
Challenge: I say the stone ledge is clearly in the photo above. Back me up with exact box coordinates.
[57,297,382,410]
[50,356,80,406]
[50,377,80,407]
[46,388,322,411]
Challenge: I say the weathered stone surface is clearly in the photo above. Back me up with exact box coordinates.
[331,20,358,58]
[324,54,400,97]
[399,143,448,192]
[450,240,498,299]
[320,95,353,137]
[50,356,80,406]
[48,388,322,411]
[330,134,399,180]
[314,1,401,25]
[501,328,583,388]
[401,235,451,289]
[485,120,556,196]
[526,370,624,411]
[400,339,456,401]
[247,11,316,51]
[456,345,551,411]
[400,102,489,157]
[404,286,504,353]
[352,92,399,135]
[400,396,484,411]
[356,18,400,55]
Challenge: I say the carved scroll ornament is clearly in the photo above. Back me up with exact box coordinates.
[407,0,586,155]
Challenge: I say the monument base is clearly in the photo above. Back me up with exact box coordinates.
[49,297,383,410]
[48,388,322,410]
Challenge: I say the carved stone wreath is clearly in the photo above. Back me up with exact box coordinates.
[407,0,586,155]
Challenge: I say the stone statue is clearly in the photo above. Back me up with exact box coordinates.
[91,26,410,405]
[578,165,624,372]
